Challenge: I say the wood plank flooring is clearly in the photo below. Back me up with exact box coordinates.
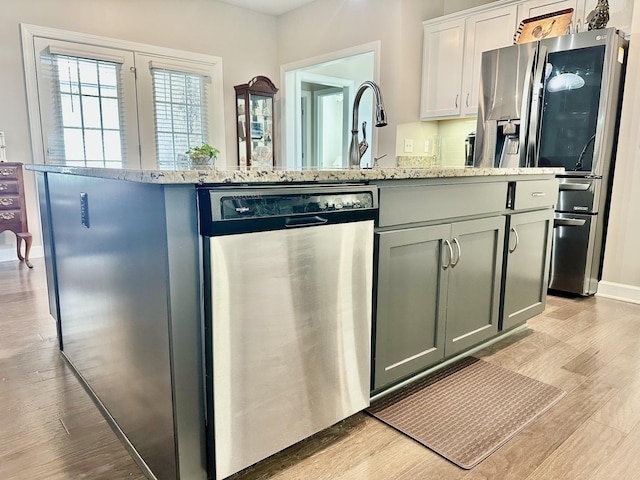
[2,258,640,479]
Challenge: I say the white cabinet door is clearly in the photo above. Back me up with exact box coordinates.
[420,18,465,119]
[517,0,583,32]
[461,5,518,116]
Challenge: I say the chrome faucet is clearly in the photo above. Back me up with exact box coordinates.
[348,81,387,169]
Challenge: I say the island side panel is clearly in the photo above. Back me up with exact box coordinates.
[46,173,177,479]
[163,185,207,480]
[35,172,61,339]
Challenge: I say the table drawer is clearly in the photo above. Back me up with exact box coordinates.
[0,180,19,194]
[512,179,558,210]
[0,165,20,180]
[0,195,20,210]
[379,181,507,227]
[0,209,23,226]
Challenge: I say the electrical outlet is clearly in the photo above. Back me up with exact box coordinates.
[424,139,430,153]
[403,138,414,153]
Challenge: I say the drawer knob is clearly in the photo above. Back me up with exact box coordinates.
[0,198,14,206]
[1,168,16,176]
[0,183,8,191]
[0,212,16,220]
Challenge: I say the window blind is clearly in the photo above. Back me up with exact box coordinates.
[39,49,127,167]
[151,68,209,169]
[26,27,225,169]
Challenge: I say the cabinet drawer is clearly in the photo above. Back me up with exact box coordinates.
[379,181,507,227]
[0,195,20,210]
[512,179,558,210]
[0,165,20,180]
[0,180,19,194]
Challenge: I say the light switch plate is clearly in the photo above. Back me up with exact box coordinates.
[0,132,5,162]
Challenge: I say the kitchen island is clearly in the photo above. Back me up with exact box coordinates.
[29,164,561,480]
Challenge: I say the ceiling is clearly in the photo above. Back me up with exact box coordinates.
[217,0,316,16]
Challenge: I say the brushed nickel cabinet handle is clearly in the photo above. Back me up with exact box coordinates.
[531,192,546,197]
[442,239,454,269]
[466,93,470,107]
[451,237,461,267]
[509,227,519,253]
[455,94,459,108]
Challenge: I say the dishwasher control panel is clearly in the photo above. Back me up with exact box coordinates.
[218,191,374,220]
[198,185,378,236]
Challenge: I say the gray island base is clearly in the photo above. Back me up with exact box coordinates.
[28,164,561,480]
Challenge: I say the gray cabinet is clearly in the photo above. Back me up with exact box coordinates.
[374,224,449,390]
[501,208,554,330]
[373,216,504,391]
[444,216,504,356]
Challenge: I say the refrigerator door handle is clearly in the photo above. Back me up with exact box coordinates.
[554,218,587,227]
[559,183,591,191]
[519,46,538,168]
[526,45,548,167]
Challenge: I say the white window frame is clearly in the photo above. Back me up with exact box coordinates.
[34,38,140,168]
[21,23,226,169]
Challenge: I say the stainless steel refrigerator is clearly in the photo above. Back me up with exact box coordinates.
[474,28,628,296]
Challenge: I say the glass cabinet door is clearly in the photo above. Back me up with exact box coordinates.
[235,76,278,169]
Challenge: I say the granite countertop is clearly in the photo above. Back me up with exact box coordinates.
[25,165,564,184]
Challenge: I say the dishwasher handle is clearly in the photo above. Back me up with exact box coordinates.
[284,216,329,228]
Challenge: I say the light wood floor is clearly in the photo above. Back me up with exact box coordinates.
[3,258,640,480]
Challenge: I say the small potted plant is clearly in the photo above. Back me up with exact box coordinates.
[186,143,220,168]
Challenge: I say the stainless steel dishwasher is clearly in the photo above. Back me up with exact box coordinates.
[197,184,378,480]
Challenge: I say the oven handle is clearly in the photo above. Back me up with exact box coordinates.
[554,218,587,227]
[284,216,329,228]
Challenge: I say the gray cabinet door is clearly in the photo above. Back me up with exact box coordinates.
[373,224,450,391]
[445,216,505,356]
[502,209,553,330]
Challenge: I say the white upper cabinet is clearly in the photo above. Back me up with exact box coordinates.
[461,5,519,116]
[516,0,585,33]
[420,18,465,119]
[418,0,629,121]
[421,3,517,120]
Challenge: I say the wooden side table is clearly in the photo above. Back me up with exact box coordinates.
[0,162,32,268]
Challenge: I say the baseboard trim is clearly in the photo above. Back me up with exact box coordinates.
[596,281,640,305]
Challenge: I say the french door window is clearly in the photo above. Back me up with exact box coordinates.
[22,24,225,169]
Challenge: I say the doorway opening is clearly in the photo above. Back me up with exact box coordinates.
[281,42,379,169]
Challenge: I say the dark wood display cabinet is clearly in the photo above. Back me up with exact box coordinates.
[235,76,278,169]
[0,162,32,267]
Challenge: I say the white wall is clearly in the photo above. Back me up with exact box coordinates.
[0,0,278,261]
[276,0,444,167]
[599,1,640,302]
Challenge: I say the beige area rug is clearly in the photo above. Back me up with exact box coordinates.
[367,356,566,469]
